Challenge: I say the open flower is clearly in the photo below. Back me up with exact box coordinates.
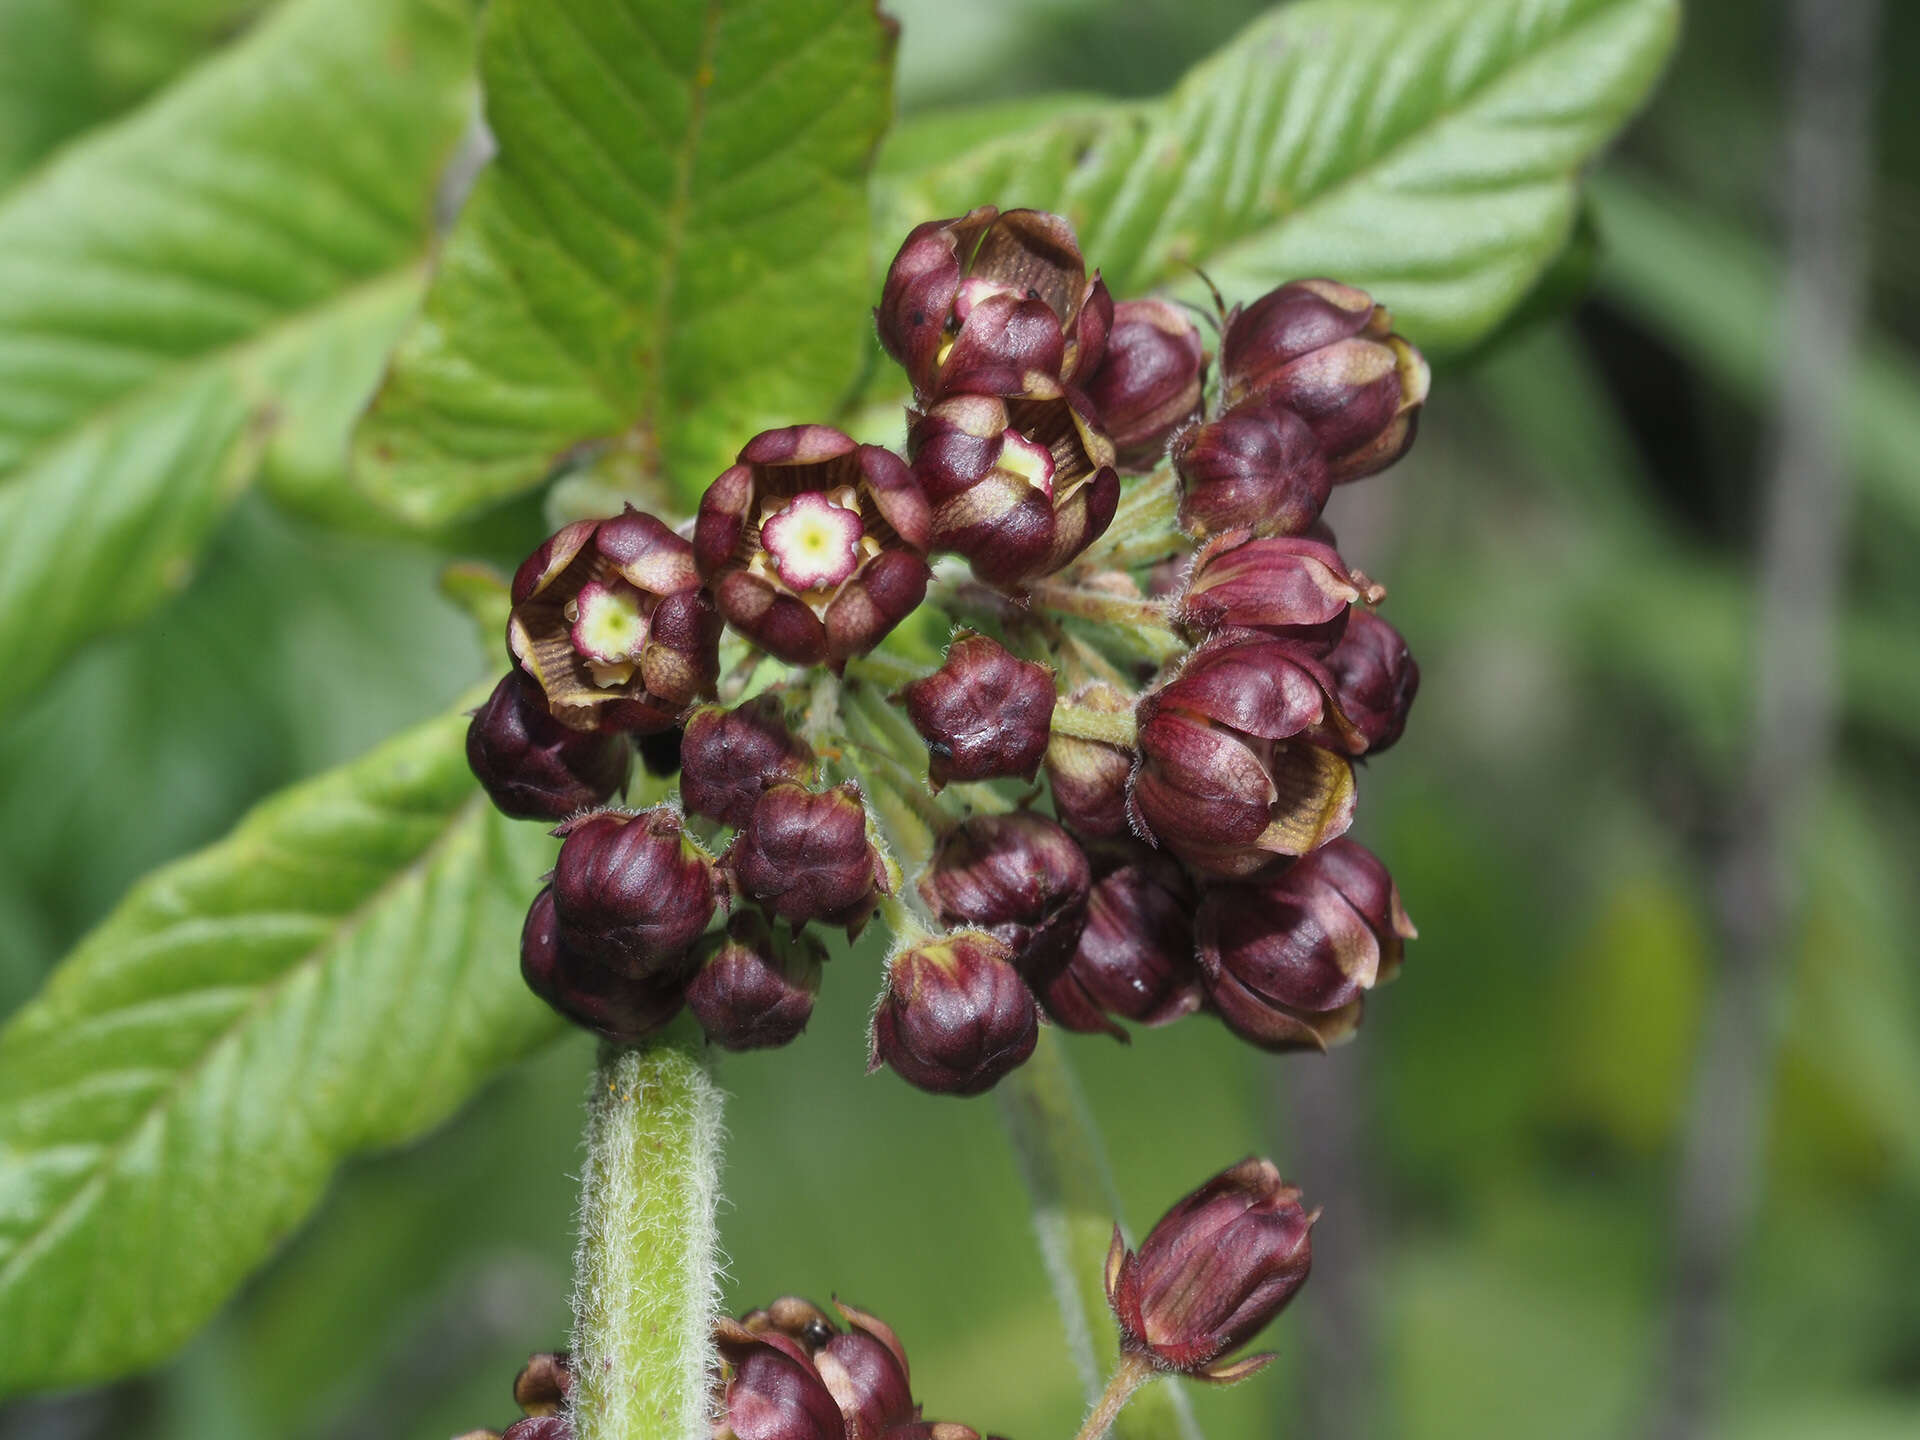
[508,506,721,733]
[695,425,932,668]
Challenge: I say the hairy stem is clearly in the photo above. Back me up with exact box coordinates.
[1075,1353,1158,1440]
[997,1030,1202,1440]
[1078,469,1185,570]
[1052,699,1139,749]
[1029,580,1177,635]
[570,1036,725,1440]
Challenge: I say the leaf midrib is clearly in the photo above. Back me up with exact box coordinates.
[0,789,486,1313]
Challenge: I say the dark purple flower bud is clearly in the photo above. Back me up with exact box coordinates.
[814,1302,915,1440]
[1043,844,1202,1036]
[716,1324,848,1440]
[1175,532,1383,655]
[520,888,690,1045]
[679,697,815,829]
[513,1353,572,1417]
[467,669,630,820]
[1106,1157,1315,1381]
[730,782,888,932]
[502,1419,572,1440]
[1043,682,1135,840]
[740,1297,840,1352]
[1172,398,1330,540]
[1081,298,1207,472]
[868,931,1038,1096]
[877,207,1110,403]
[686,910,825,1051]
[1128,640,1358,877]
[694,426,932,669]
[550,808,718,976]
[1195,838,1415,1052]
[899,631,1055,790]
[1320,610,1418,756]
[908,388,1120,586]
[918,814,1091,1001]
[508,506,721,733]
[1219,279,1429,484]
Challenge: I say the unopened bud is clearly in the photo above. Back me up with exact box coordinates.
[1195,838,1414,1052]
[919,813,1090,998]
[1043,681,1135,839]
[1176,532,1379,654]
[1219,279,1428,484]
[686,910,825,1051]
[869,932,1038,1096]
[520,888,691,1045]
[1321,610,1418,755]
[1106,1157,1314,1381]
[550,808,717,976]
[1172,398,1331,540]
[900,631,1055,789]
[467,669,630,820]
[513,1353,572,1417]
[730,782,886,932]
[1043,845,1202,1035]
[679,697,815,829]
[1082,298,1207,472]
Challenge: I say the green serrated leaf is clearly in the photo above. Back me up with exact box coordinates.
[0,706,561,1395]
[875,0,1679,357]
[0,0,474,723]
[352,0,899,529]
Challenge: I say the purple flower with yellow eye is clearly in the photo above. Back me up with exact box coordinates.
[695,425,932,669]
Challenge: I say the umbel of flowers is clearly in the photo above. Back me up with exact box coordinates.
[467,205,1425,1096]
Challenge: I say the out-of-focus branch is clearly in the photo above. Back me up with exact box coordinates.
[1649,4,1880,1439]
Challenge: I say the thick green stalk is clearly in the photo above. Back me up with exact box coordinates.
[570,1035,725,1440]
[997,1030,1201,1440]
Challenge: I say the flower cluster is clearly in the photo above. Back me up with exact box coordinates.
[455,1298,988,1440]
[469,205,1425,1088]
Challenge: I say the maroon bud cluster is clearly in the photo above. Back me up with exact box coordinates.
[900,631,1054,789]
[718,1298,988,1440]
[1106,1157,1315,1381]
[475,204,1429,1091]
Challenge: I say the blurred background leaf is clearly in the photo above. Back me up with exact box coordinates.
[0,0,475,725]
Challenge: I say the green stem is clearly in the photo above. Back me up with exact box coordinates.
[1075,1353,1159,1440]
[1077,468,1185,570]
[997,1031,1202,1440]
[569,1035,725,1440]
[1029,579,1178,636]
[1052,699,1139,749]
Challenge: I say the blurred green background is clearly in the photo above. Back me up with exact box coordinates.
[3,0,1917,1437]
